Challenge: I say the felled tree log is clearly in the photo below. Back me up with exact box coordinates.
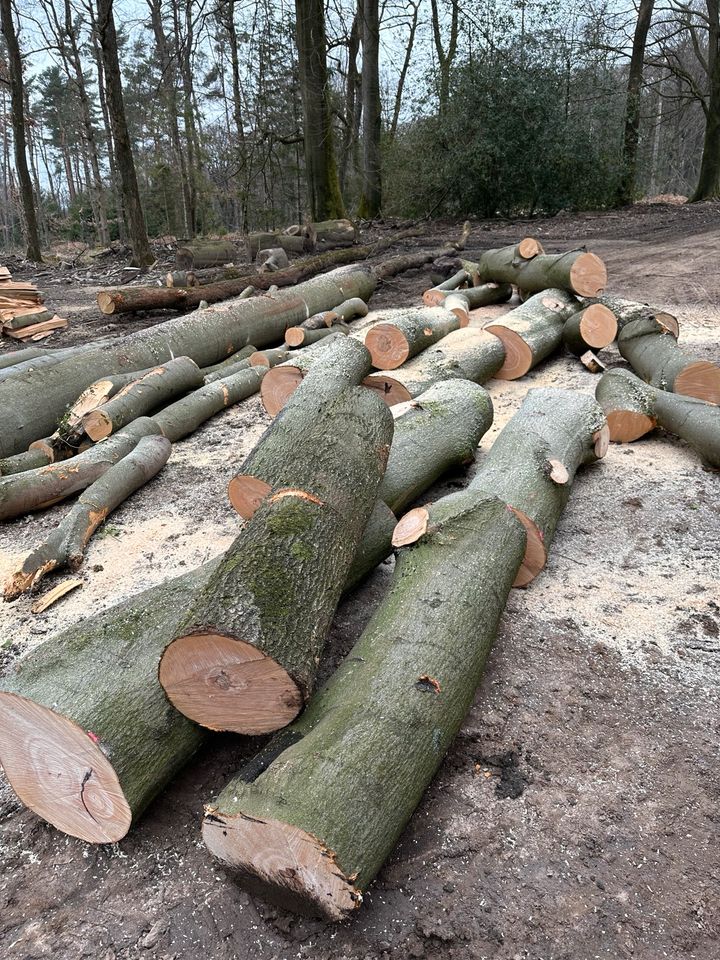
[424,281,513,310]
[309,218,358,247]
[0,418,161,521]
[477,242,607,297]
[201,490,526,920]
[200,345,256,377]
[4,436,171,599]
[0,346,51,370]
[596,368,720,465]
[301,296,368,329]
[485,289,582,379]
[285,324,349,347]
[364,329,506,405]
[258,334,348,416]
[82,357,203,441]
[562,303,618,356]
[364,306,464,369]
[421,268,469,305]
[0,448,52,476]
[166,268,255,288]
[467,388,608,586]
[0,562,211,841]
[230,338,372,516]
[589,294,679,338]
[2,267,375,458]
[250,346,293,369]
[246,233,310,258]
[176,240,237,270]
[619,316,720,404]
[2,307,53,330]
[159,384,394,735]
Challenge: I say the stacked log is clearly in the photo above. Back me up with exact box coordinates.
[424,282,513,312]
[175,241,236,270]
[258,334,348,415]
[476,241,607,297]
[562,303,618,356]
[588,295,679,338]
[364,305,466,369]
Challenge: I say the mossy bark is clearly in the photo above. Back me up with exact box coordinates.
[0,266,376,458]
[364,306,462,369]
[259,333,361,415]
[201,492,526,920]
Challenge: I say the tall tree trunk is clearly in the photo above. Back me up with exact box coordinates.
[616,0,655,206]
[339,10,361,194]
[0,0,43,261]
[358,0,381,218]
[95,0,153,265]
[388,1,419,143]
[220,0,249,232]
[691,0,720,200]
[429,0,459,116]
[294,0,346,220]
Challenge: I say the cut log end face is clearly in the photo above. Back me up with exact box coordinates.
[606,410,656,443]
[517,237,544,259]
[392,507,429,547]
[508,508,547,588]
[202,811,362,921]
[362,374,413,407]
[82,410,112,441]
[364,324,410,370]
[159,632,303,735]
[228,475,272,518]
[422,289,446,307]
[284,328,305,347]
[545,459,569,484]
[674,361,720,406]
[0,692,131,843]
[483,327,532,380]
[569,253,607,298]
[260,367,304,416]
[593,425,611,459]
[578,304,617,349]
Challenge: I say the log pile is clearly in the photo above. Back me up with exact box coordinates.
[0,268,69,341]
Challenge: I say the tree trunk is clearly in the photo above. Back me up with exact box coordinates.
[201,491,525,921]
[424,282,513,311]
[0,447,52,476]
[364,329,506,405]
[0,0,43,261]
[364,306,465,369]
[588,294,679,338]
[358,0,382,218]
[617,0,655,206]
[691,0,720,201]
[596,368,720,465]
[309,219,358,248]
[301,296,368,329]
[294,0,346,220]
[159,377,393,735]
[477,243,607,297]
[618,315,720,404]
[95,0,153,266]
[175,241,237,270]
[82,357,203,440]
[467,389,608,586]
[562,304,618,356]
[388,2,419,142]
[200,345,257,377]
[285,324,349,347]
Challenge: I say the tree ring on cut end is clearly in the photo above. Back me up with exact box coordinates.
[261,366,303,416]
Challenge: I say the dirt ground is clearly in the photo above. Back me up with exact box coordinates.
[1,202,719,960]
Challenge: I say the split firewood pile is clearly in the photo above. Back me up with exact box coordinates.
[0,231,719,923]
[0,265,69,342]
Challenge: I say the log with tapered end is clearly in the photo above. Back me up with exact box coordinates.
[485,289,582,380]
[425,282,513,312]
[2,267,376,459]
[562,303,618,356]
[203,358,252,383]
[285,324,349,347]
[477,243,607,297]
[596,368,720,466]
[0,418,161,521]
[230,339,372,517]
[364,306,463,370]
[588,295,679,338]
[201,491,526,920]
[378,380,493,514]
[153,367,266,442]
[160,385,394,734]
[258,333,349,416]
[4,436,171,599]
[364,329,506,405]
[468,388,608,587]
[81,357,204,441]
[0,562,214,842]
[618,316,720,404]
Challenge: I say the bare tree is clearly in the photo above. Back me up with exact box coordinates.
[691,0,720,199]
[617,0,656,205]
[358,0,381,217]
[429,0,459,115]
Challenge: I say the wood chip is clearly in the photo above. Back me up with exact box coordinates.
[31,579,83,614]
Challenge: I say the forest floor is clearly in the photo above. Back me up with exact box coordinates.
[1,200,719,960]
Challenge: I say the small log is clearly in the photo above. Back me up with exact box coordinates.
[176,240,236,270]
[5,317,68,340]
[246,232,310,258]
[201,491,526,920]
[563,304,618,356]
[485,288,582,379]
[249,346,293,369]
[424,281,513,311]
[363,329,506,405]
[1,307,53,330]
[82,357,203,441]
[285,324,349,348]
[302,297,369,330]
[309,218,358,248]
[0,448,53,476]
[580,351,606,374]
[364,306,464,369]
[166,270,199,288]
[4,436,171,599]
[258,334,347,415]
[159,374,393,735]
[477,242,607,297]
[588,294,679,338]
[468,388,608,586]
[423,268,470,303]
[200,345,257,378]
[257,248,290,272]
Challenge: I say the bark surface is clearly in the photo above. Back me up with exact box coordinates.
[364,306,463,369]
[477,244,607,297]
[588,294,679,338]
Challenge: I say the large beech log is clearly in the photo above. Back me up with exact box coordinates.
[0,346,51,370]
[562,303,618,356]
[364,306,464,369]
[230,338,372,517]
[0,448,52,476]
[485,288,582,379]
[309,218,358,247]
[201,491,526,920]
[82,357,203,441]
[588,294,679,338]
[467,388,608,586]
[5,436,171,599]
[618,316,720,404]
[424,281,512,310]
[258,334,348,416]
[176,240,237,270]
[159,384,393,735]
[477,242,607,297]
[1,266,376,458]
[595,368,720,466]
[0,418,161,520]
[363,329,506,406]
